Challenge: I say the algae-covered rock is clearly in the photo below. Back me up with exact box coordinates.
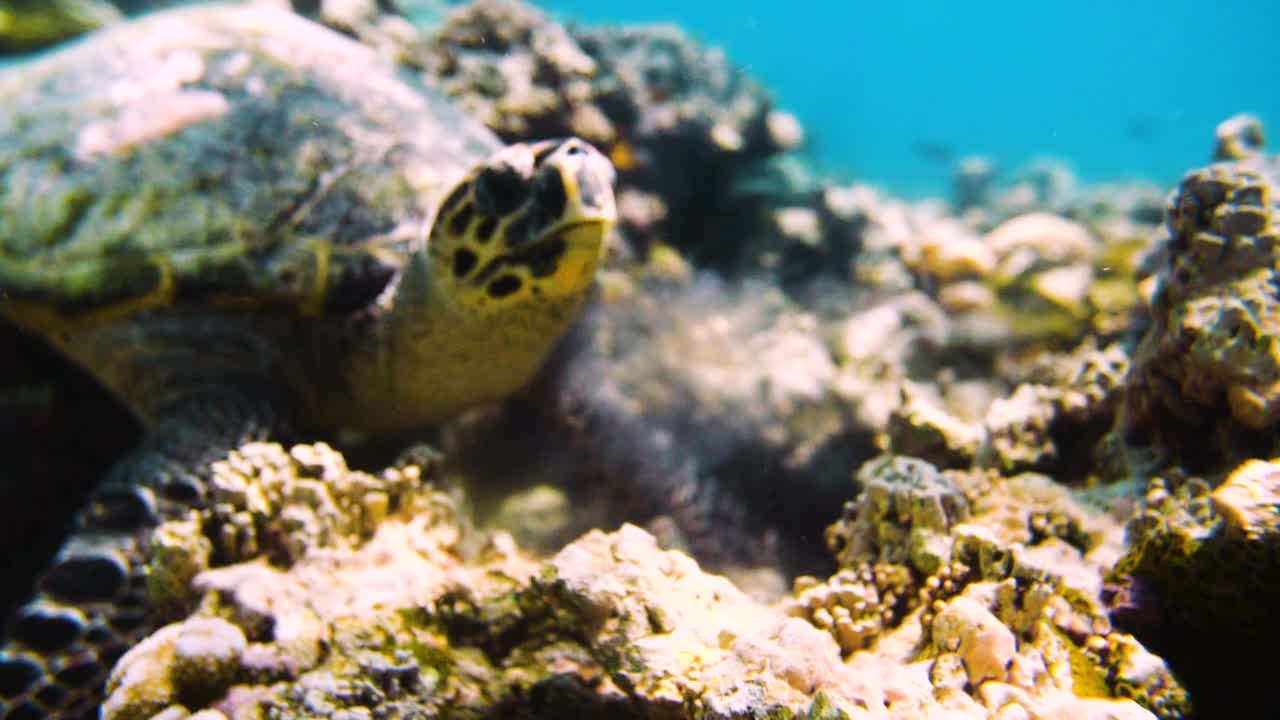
[986,212,1097,268]
[97,441,530,720]
[1212,113,1266,162]
[81,440,1170,720]
[982,213,1102,344]
[825,455,971,576]
[886,383,985,469]
[57,431,1183,720]
[1212,457,1280,542]
[102,617,247,720]
[931,595,1017,686]
[107,513,896,719]
[791,455,1185,718]
[1106,458,1280,715]
[205,442,429,566]
[1,436,445,719]
[925,579,1173,720]
[882,339,1129,482]
[786,563,916,656]
[980,341,1129,480]
[147,515,212,618]
[1122,157,1280,472]
[543,525,893,718]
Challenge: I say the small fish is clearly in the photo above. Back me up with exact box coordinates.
[609,140,637,170]
[609,140,653,172]
[1126,115,1159,142]
[915,140,955,165]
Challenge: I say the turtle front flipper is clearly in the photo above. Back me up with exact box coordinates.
[0,390,282,720]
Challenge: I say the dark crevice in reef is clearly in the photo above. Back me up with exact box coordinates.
[481,680,645,720]
[1043,404,1116,486]
[1110,574,1280,719]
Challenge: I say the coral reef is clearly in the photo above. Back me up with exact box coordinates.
[1104,458,1280,714]
[888,340,1129,479]
[807,161,1156,369]
[968,159,1167,235]
[82,442,1175,720]
[823,455,972,576]
[0,442,444,720]
[904,210,1142,348]
[1212,113,1266,162]
[422,0,602,143]
[1121,155,1280,474]
[473,147,1157,571]
[790,455,1188,718]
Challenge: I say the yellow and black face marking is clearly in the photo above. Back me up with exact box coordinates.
[427,138,616,313]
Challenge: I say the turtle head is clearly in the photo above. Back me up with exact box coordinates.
[427,138,616,315]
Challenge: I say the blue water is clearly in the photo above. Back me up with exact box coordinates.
[540,0,1280,198]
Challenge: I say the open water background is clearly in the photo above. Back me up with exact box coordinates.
[541,0,1280,196]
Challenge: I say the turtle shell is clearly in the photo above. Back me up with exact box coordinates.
[0,4,501,328]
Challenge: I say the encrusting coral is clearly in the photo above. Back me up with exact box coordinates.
[55,441,1182,720]
[1122,150,1280,473]
[788,454,1189,719]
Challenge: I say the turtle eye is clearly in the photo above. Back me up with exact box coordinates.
[474,163,528,218]
[448,202,474,236]
[534,169,568,222]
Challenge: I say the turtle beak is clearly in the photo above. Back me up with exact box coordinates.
[539,142,615,294]
[538,218,611,295]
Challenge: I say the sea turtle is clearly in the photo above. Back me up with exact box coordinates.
[0,5,615,718]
